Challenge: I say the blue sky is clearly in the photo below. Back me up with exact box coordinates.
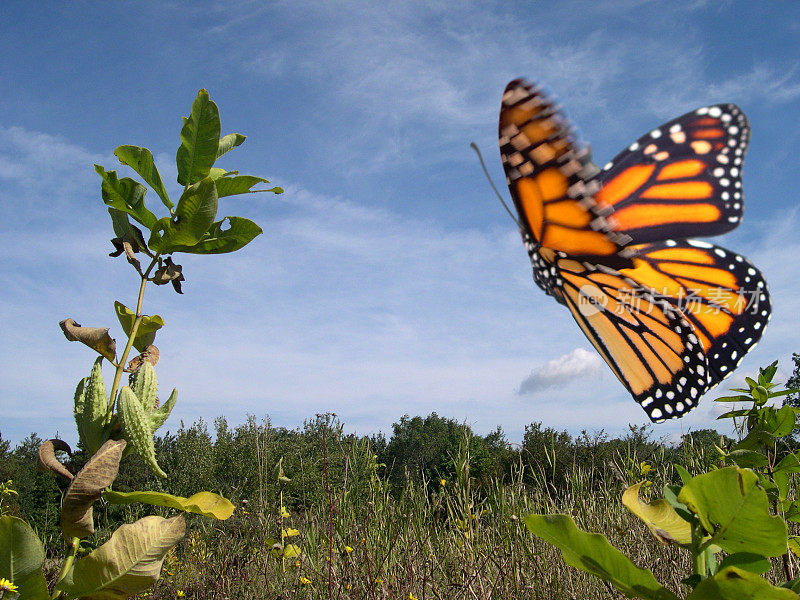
[2,1,799,446]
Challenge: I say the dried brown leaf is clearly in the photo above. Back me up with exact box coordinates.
[61,439,126,539]
[59,319,117,361]
[125,345,160,372]
[37,438,73,481]
[151,257,184,294]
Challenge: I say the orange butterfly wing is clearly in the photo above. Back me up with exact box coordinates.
[594,104,749,244]
[499,78,770,422]
[554,254,709,421]
[499,80,634,268]
[625,240,770,386]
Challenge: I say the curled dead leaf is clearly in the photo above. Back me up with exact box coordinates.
[61,439,126,539]
[109,238,142,273]
[37,438,73,481]
[60,319,117,361]
[125,345,160,372]
[151,257,184,294]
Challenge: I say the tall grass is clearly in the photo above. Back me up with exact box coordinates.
[145,427,693,599]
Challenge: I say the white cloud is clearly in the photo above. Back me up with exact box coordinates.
[518,348,604,395]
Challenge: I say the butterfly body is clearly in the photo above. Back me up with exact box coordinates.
[499,79,770,422]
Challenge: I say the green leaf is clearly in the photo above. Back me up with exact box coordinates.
[677,467,787,557]
[524,514,679,600]
[789,536,800,558]
[61,439,126,539]
[674,464,692,485]
[56,514,185,599]
[149,388,177,432]
[716,552,771,575]
[760,362,778,385]
[216,133,246,158]
[165,216,262,255]
[282,544,302,559]
[726,450,768,468]
[0,516,50,600]
[718,409,754,419]
[662,484,696,524]
[108,208,148,250]
[215,174,280,197]
[764,406,796,437]
[776,453,800,473]
[732,427,772,451]
[621,482,691,545]
[113,301,165,352]
[114,145,173,210]
[95,165,157,229]
[686,566,798,599]
[176,89,220,186]
[118,386,166,478]
[715,394,754,403]
[774,470,790,501]
[148,178,218,253]
[102,490,234,520]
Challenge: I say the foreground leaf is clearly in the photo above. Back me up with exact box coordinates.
[524,514,678,600]
[686,566,798,599]
[103,490,234,520]
[176,89,220,186]
[678,467,787,557]
[56,514,185,599]
[61,439,126,539]
[0,516,50,600]
[622,481,691,545]
[716,552,771,575]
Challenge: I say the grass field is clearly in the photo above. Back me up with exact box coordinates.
[4,412,797,599]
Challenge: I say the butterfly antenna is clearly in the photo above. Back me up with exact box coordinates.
[470,142,520,228]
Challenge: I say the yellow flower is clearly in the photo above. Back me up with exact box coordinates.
[280,506,290,518]
[374,578,383,584]
[299,576,311,585]
[345,584,352,590]
[176,592,185,598]
[0,579,18,594]
[440,479,446,486]
[344,545,353,553]
[409,594,419,600]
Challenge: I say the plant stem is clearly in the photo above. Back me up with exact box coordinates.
[322,418,333,600]
[108,255,159,414]
[51,537,80,599]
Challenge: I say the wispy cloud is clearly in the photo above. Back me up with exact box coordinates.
[518,348,604,395]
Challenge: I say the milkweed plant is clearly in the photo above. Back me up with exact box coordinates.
[525,361,800,599]
[0,89,281,600]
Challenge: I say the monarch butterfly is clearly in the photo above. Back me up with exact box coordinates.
[499,79,770,422]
